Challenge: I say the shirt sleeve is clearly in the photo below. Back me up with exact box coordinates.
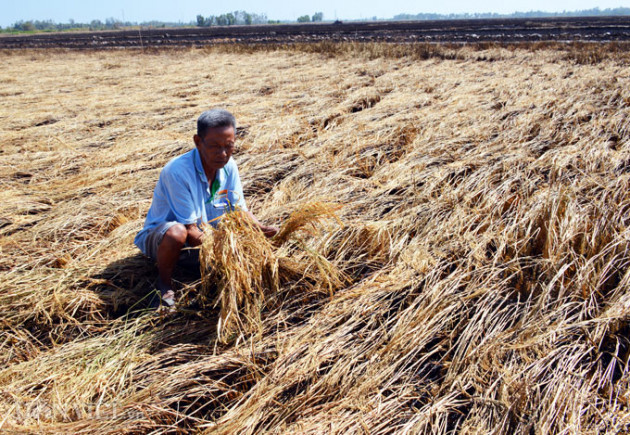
[158,166,202,224]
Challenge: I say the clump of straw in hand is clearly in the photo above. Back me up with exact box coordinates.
[200,202,344,343]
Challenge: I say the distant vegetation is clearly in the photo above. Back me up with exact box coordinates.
[393,7,630,21]
[1,7,628,34]
[0,9,310,33]
[195,11,270,27]
[196,11,322,26]
[2,18,176,33]
[297,12,324,23]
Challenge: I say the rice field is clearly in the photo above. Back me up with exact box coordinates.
[1,42,630,433]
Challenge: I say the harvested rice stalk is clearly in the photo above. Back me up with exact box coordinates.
[200,211,277,343]
[200,203,344,343]
[272,202,343,245]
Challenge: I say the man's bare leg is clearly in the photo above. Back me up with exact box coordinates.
[156,224,188,303]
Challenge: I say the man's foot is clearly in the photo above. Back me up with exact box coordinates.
[149,278,176,310]
[161,289,176,307]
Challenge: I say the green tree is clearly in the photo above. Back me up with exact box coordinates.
[105,17,120,29]
[226,12,236,25]
[297,15,310,23]
[90,19,103,30]
[196,14,205,26]
[251,13,268,24]
[311,12,323,22]
[216,14,227,26]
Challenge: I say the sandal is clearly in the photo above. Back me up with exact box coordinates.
[161,289,176,307]
[149,278,177,310]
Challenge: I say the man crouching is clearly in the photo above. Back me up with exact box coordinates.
[134,108,278,309]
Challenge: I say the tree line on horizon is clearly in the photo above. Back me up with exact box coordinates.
[3,18,169,33]
[195,11,272,27]
[394,7,630,21]
[194,11,323,26]
[3,7,629,33]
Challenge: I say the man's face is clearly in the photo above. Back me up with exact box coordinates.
[194,126,236,174]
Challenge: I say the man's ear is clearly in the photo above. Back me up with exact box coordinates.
[193,134,201,147]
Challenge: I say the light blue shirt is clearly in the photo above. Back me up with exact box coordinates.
[134,148,247,256]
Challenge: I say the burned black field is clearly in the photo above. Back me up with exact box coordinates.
[1,16,630,49]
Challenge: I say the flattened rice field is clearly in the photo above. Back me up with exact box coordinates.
[1,43,630,433]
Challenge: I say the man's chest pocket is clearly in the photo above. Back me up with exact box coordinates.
[211,190,242,210]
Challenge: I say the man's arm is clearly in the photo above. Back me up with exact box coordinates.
[186,213,276,245]
[185,224,204,246]
[227,161,278,237]
[245,211,279,238]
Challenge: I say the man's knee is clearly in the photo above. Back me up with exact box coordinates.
[162,223,188,247]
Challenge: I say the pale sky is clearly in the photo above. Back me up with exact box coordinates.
[1,0,628,27]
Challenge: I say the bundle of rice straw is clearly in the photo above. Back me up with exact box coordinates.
[200,202,345,343]
[272,201,343,245]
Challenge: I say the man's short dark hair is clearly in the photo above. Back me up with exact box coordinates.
[197,109,236,138]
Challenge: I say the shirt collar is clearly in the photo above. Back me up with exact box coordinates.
[192,148,208,185]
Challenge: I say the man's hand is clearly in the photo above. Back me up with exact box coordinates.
[259,224,279,238]
[244,211,279,238]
